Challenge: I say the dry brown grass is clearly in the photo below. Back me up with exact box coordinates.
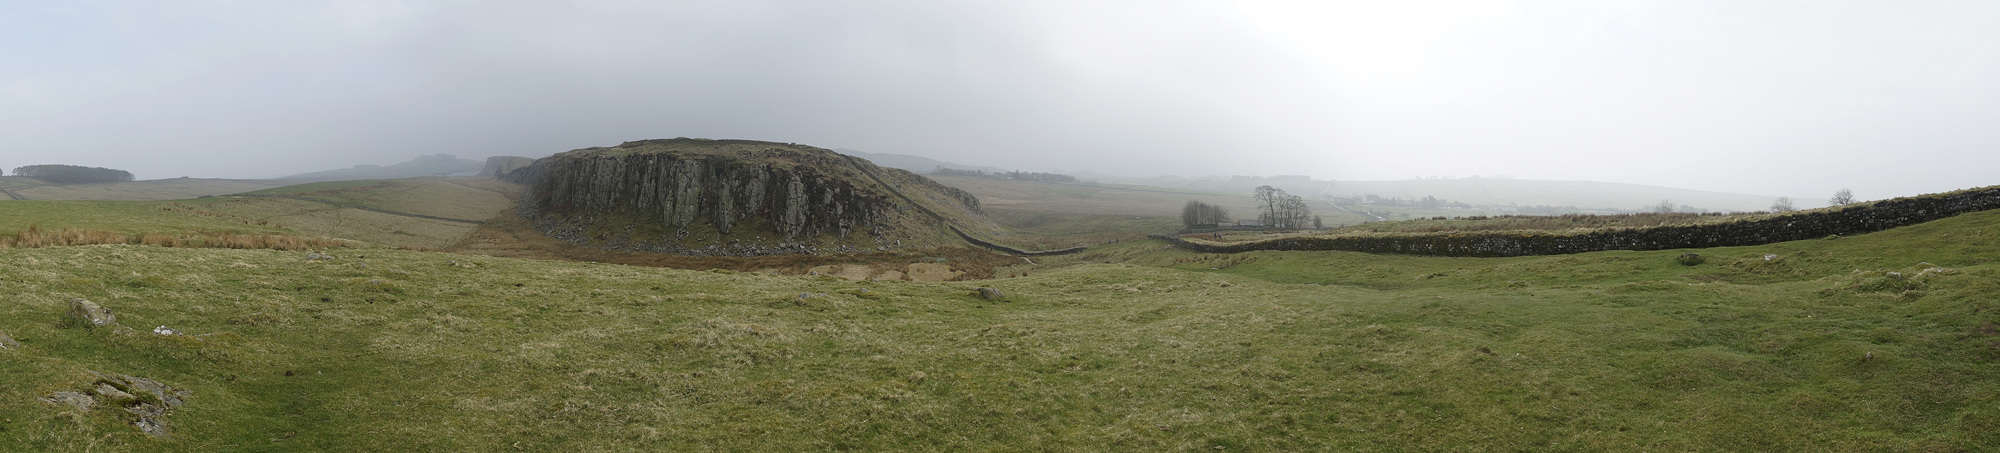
[0,223,348,251]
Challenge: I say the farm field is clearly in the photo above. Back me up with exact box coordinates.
[2,190,1997,450]
[0,177,284,202]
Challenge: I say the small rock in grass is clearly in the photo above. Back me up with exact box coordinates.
[42,392,94,411]
[1764,254,1779,261]
[1675,253,1704,266]
[976,287,1005,299]
[67,298,117,327]
[0,330,18,350]
[151,326,182,336]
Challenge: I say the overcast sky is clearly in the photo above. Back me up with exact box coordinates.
[4,1,1998,200]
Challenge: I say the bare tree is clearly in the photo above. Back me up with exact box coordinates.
[1829,188,1854,206]
[1770,196,1795,212]
[1654,199,1676,214]
[1253,185,1313,229]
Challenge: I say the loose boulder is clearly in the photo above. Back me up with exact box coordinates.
[976,287,1005,300]
[67,298,117,327]
[0,329,18,350]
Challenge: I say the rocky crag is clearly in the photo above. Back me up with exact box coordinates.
[478,156,535,179]
[501,138,1000,256]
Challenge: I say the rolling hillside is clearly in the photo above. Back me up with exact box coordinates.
[2,190,1995,450]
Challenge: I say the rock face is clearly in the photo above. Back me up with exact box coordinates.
[503,138,997,255]
[479,156,535,178]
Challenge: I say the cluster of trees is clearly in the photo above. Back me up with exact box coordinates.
[1180,201,1231,228]
[931,167,1078,183]
[1254,185,1314,230]
[12,165,134,184]
[1770,189,1855,213]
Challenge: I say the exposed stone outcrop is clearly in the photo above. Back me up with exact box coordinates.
[479,156,535,178]
[67,298,116,328]
[41,371,190,438]
[503,138,998,255]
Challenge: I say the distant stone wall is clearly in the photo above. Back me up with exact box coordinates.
[1154,185,2000,257]
[951,227,1085,256]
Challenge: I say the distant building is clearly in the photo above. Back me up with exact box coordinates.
[1237,219,1262,227]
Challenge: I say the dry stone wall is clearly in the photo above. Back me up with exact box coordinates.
[1156,185,2000,257]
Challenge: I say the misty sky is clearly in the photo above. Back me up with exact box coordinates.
[4,1,1998,201]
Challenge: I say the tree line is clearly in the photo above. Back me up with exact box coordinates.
[12,164,134,184]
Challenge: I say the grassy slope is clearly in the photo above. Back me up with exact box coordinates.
[2,210,1996,451]
[185,178,515,249]
[4,179,282,202]
[236,178,513,223]
[0,201,290,236]
[0,178,512,251]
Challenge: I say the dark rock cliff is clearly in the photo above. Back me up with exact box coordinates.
[502,138,995,255]
[479,156,535,178]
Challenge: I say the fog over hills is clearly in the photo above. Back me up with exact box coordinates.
[278,154,484,180]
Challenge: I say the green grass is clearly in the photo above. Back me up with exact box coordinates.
[4,208,1998,450]
[0,201,291,236]
[242,180,388,195]
[0,178,282,202]
[236,178,511,223]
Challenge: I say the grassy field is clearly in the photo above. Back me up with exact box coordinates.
[0,178,283,201]
[236,178,515,223]
[932,175,1381,229]
[3,199,1996,450]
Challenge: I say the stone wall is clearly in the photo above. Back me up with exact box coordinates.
[1155,185,2000,257]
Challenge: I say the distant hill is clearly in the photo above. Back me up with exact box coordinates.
[279,154,484,180]
[833,148,1008,175]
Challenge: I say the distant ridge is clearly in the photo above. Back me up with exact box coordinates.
[279,154,483,180]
